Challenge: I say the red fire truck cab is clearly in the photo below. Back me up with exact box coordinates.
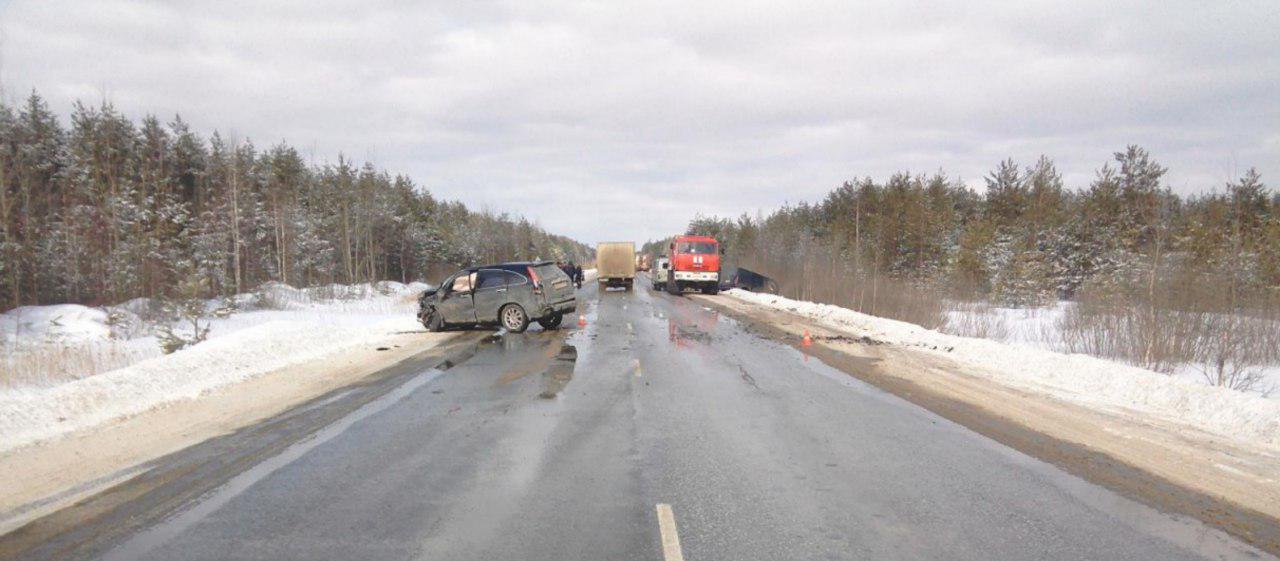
[666,235,723,295]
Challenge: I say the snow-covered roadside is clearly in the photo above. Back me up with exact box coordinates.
[942,301,1280,397]
[1,282,430,388]
[725,289,1280,451]
[0,315,422,453]
[0,281,434,452]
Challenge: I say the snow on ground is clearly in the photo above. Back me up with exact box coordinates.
[0,316,421,452]
[943,301,1070,352]
[943,301,1280,398]
[0,282,433,452]
[726,289,1280,451]
[0,282,432,388]
[0,304,112,344]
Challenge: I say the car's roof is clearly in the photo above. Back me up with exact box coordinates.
[468,261,554,272]
[675,235,718,243]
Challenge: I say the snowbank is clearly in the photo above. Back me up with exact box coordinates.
[0,316,421,452]
[1,304,112,345]
[0,280,437,450]
[725,289,1280,450]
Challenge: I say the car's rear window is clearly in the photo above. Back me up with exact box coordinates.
[534,264,568,281]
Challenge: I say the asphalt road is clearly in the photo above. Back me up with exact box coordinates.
[67,279,1273,560]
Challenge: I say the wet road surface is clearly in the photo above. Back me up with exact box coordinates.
[27,280,1276,560]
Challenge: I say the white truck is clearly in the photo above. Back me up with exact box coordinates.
[596,241,637,291]
[651,257,670,291]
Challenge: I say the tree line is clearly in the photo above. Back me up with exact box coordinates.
[0,92,591,312]
[652,148,1280,381]
[661,146,1278,310]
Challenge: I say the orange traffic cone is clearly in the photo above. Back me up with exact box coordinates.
[802,329,812,347]
[578,314,587,327]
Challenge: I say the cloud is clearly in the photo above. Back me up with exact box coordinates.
[2,0,1277,243]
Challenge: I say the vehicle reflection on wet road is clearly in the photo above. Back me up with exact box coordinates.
[75,277,1271,561]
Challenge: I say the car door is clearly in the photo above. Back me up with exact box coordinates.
[503,270,540,313]
[470,269,510,323]
[436,272,478,324]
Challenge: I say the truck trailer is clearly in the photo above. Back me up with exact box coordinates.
[596,241,637,290]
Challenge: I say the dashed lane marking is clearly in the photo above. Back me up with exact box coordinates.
[656,503,685,561]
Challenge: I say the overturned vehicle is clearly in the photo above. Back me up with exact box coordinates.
[418,262,577,333]
[723,267,779,294]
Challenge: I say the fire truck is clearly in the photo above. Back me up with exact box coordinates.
[665,235,722,295]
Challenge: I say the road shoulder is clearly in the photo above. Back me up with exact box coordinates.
[693,293,1280,556]
[0,329,470,538]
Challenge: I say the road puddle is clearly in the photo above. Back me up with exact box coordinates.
[495,337,562,385]
[667,309,719,348]
[539,344,577,399]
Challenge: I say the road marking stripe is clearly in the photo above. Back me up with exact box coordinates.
[633,358,643,377]
[656,503,685,561]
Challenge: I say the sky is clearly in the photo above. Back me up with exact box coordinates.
[1,0,1277,244]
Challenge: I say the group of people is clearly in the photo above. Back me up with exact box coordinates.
[557,261,584,288]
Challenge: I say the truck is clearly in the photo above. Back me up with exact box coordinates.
[666,235,722,295]
[596,241,637,291]
[635,254,652,272]
[651,256,670,290]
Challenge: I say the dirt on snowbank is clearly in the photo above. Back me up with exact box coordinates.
[694,293,1280,556]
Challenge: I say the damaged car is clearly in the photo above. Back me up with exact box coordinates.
[418,262,577,333]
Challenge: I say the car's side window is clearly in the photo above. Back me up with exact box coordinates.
[476,270,506,290]
[503,271,527,287]
[450,274,473,294]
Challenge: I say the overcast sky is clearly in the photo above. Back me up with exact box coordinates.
[2,1,1277,244]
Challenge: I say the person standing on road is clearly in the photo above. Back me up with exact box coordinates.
[558,261,578,288]
[565,261,583,288]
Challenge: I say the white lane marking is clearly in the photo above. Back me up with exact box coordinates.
[656,503,685,561]
[627,322,634,332]
[632,358,643,377]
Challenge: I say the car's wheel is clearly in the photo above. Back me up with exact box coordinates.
[703,285,719,295]
[500,304,530,333]
[667,279,680,295]
[624,279,633,292]
[424,310,445,332]
[537,312,563,330]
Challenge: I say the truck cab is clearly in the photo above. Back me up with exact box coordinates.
[652,257,671,290]
[666,235,722,295]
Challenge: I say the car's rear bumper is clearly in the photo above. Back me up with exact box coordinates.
[546,298,576,315]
